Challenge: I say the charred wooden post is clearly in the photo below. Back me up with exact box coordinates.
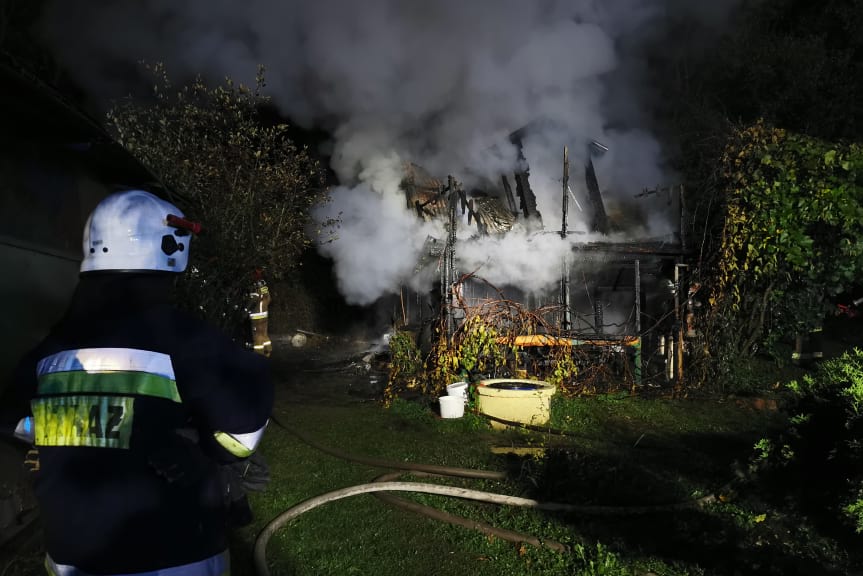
[674,263,687,392]
[457,187,485,234]
[679,184,687,254]
[445,176,458,337]
[634,259,642,387]
[634,260,642,335]
[560,146,572,331]
[594,290,604,335]
[561,147,569,238]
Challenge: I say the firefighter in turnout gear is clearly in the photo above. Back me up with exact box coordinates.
[247,268,272,357]
[0,190,273,576]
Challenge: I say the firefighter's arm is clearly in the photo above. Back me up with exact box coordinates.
[183,335,274,463]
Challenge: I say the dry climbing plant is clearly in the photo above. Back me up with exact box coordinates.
[383,273,644,402]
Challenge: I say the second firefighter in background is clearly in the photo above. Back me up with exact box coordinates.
[247,268,272,357]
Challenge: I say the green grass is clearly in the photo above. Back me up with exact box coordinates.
[225,387,827,576]
[1,385,850,576]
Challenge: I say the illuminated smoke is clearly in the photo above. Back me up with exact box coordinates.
[40,0,738,304]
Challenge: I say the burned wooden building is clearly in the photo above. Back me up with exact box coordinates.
[398,142,693,389]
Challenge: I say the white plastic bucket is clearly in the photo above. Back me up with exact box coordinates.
[439,395,465,418]
[446,381,469,402]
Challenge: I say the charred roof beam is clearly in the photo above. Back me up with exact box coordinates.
[501,175,518,217]
[582,140,611,235]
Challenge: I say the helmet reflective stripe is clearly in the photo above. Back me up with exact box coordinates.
[213,421,268,457]
[81,190,192,274]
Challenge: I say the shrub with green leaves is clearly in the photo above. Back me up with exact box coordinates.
[106,63,328,334]
[846,487,863,534]
[751,349,863,534]
[704,121,863,370]
[426,315,511,396]
[385,330,424,404]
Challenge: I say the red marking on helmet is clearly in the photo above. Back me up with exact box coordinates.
[167,214,202,235]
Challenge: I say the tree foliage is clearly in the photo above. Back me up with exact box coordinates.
[647,1,863,392]
[106,63,328,334]
[705,120,863,363]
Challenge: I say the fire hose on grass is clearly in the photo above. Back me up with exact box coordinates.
[256,412,718,576]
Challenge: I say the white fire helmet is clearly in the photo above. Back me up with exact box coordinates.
[80,189,201,274]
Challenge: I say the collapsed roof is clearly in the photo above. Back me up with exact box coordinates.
[399,152,687,258]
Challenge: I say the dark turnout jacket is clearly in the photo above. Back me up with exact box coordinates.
[0,274,273,573]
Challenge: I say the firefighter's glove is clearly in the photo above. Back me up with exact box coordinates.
[24,448,40,473]
[218,464,254,527]
[148,433,210,487]
[235,452,270,493]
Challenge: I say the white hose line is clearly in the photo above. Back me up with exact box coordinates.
[253,480,716,576]
[254,481,561,576]
[371,471,569,552]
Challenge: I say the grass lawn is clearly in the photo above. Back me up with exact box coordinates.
[1,348,857,576]
[226,354,854,576]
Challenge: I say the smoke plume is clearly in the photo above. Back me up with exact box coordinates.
[39,0,738,305]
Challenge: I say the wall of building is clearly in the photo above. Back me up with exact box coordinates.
[0,175,107,391]
[0,64,159,394]
[0,66,158,529]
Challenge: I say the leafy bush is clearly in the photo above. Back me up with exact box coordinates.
[750,349,863,534]
[546,350,578,390]
[718,355,799,396]
[385,331,424,405]
[845,487,863,534]
[706,121,863,366]
[106,63,328,334]
[426,315,510,396]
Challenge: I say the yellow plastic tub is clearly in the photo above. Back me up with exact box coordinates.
[475,379,556,429]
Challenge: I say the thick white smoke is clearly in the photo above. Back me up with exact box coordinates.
[39,0,738,305]
[457,231,573,295]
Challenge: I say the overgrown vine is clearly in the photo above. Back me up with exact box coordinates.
[702,119,863,376]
